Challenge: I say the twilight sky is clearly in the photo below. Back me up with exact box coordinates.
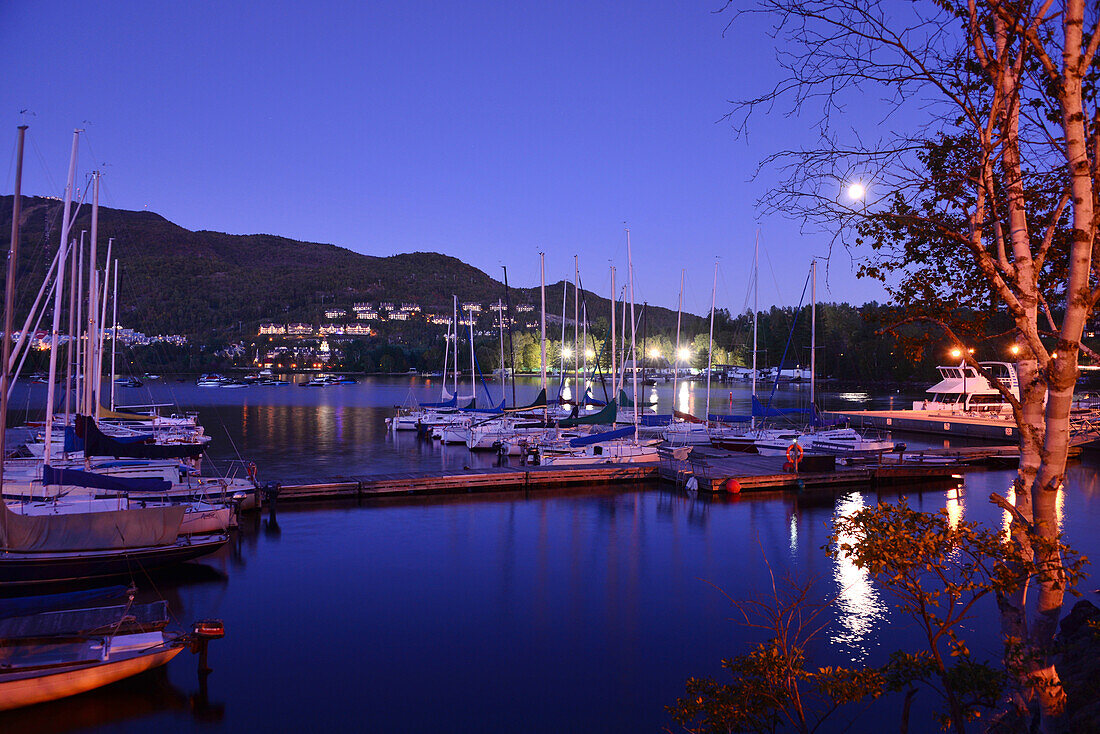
[2,1,888,316]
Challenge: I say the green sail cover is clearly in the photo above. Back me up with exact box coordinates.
[558,400,617,427]
[506,388,547,412]
[618,389,656,409]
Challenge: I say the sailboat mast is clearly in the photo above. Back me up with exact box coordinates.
[539,252,547,421]
[752,231,759,430]
[44,129,79,469]
[576,255,585,389]
[440,317,450,400]
[610,266,616,399]
[0,125,28,524]
[626,229,639,440]
[706,261,717,421]
[84,171,100,417]
[452,295,459,399]
[559,281,567,391]
[64,233,79,425]
[673,268,683,415]
[110,260,118,412]
[497,298,505,402]
[468,304,475,402]
[501,266,517,407]
[810,259,816,411]
[581,302,587,384]
[95,240,113,407]
[619,295,628,395]
[75,231,85,412]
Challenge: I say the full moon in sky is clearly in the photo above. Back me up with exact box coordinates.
[848,182,866,201]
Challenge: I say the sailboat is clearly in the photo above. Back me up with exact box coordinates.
[528,237,659,466]
[750,260,897,459]
[0,585,202,711]
[662,265,716,445]
[0,127,230,586]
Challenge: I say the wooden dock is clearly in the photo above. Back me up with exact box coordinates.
[276,451,961,502]
[659,449,962,494]
[827,409,1100,446]
[278,463,660,501]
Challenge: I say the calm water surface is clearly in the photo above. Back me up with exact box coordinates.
[3,376,1098,733]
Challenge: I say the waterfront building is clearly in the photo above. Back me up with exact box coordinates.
[259,323,287,335]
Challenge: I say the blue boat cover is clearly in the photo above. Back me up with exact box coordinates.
[568,425,635,447]
[639,414,675,427]
[419,394,457,409]
[63,426,84,453]
[75,415,206,460]
[42,464,173,493]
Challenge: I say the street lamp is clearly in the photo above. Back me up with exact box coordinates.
[848,182,866,201]
[677,347,691,362]
[1010,344,1020,356]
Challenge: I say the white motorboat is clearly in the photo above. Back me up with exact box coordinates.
[912,361,1019,414]
[801,427,896,456]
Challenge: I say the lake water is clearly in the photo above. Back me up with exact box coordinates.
[3,376,1099,733]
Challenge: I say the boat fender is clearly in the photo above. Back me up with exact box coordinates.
[247,461,258,482]
[685,476,698,492]
[783,461,794,473]
[725,479,741,494]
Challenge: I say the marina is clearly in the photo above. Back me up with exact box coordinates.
[5,1,1100,723]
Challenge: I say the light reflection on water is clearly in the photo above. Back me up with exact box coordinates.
[830,492,888,664]
[946,486,964,529]
[678,381,690,415]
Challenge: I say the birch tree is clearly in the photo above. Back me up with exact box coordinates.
[724,0,1098,727]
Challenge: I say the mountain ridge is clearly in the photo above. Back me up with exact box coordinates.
[1,195,706,340]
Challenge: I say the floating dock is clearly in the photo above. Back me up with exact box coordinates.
[276,453,961,502]
[658,449,961,494]
[828,409,1100,447]
[826,409,1025,442]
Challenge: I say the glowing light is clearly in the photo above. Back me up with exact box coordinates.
[561,347,573,359]
[848,182,866,201]
[950,348,962,359]
[676,347,691,361]
[647,348,661,359]
[1010,344,1020,355]
[584,349,595,359]
[1052,352,1059,359]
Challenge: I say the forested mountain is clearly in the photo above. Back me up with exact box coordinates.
[0,195,704,340]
